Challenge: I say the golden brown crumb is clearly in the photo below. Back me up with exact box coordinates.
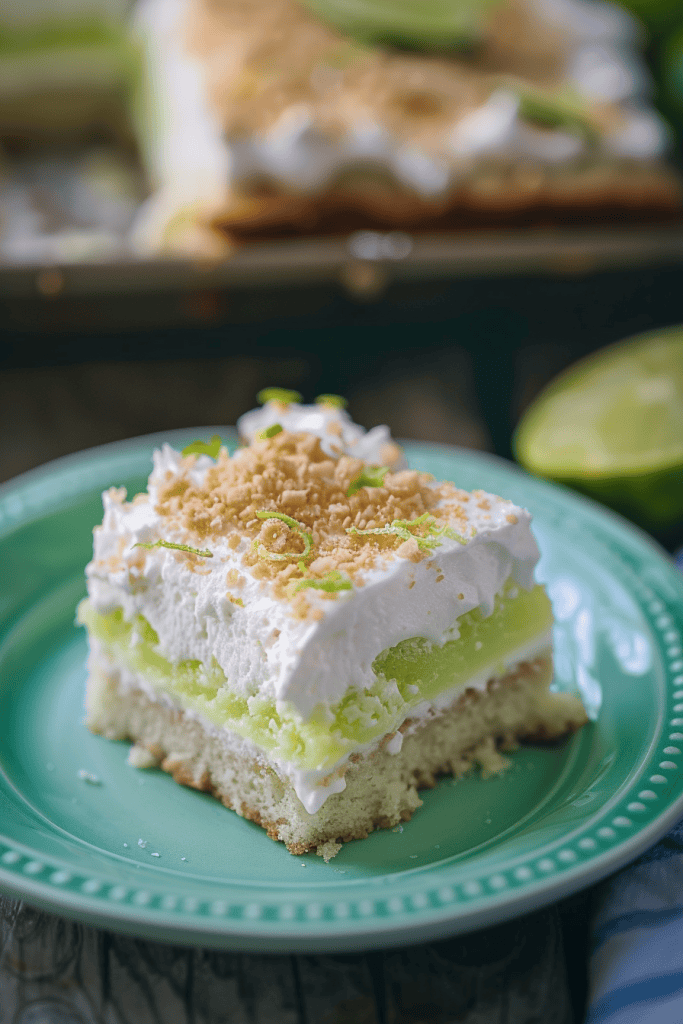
[151,428,467,615]
[226,568,245,587]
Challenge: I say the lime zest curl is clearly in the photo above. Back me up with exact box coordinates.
[315,393,348,409]
[347,513,468,550]
[292,570,352,594]
[134,540,213,558]
[257,388,302,406]
[254,510,313,561]
[182,434,222,458]
[430,524,468,546]
[346,465,389,496]
[259,423,283,439]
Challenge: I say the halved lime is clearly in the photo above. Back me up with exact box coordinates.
[513,327,683,536]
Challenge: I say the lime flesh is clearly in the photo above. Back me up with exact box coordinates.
[513,327,683,534]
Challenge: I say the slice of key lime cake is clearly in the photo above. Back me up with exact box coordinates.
[78,395,587,859]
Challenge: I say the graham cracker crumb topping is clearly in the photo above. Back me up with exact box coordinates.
[154,430,471,612]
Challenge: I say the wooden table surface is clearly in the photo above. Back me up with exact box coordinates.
[1,893,591,1023]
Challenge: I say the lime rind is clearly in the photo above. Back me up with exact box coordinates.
[346,466,389,496]
[134,540,213,558]
[259,423,284,439]
[256,388,302,406]
[182,435,222,459]
[254,510,314,562]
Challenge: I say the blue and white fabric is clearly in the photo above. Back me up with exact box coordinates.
[585,547,683,1023]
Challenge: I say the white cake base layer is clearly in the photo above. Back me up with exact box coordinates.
[84,650,587,860]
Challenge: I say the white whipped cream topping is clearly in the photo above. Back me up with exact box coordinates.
[531,0,638,42]
[450,90,585,164]
[130,0,668,247]
[86,440,541,722]
[603,103,672,158]
[237,399,406,465]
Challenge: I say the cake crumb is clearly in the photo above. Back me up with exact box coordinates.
[138,838,148,848]
[127,744,160,769]
[151,852,161,858]
[316,839,342,862]
[77,770,102,785]
[506,513,518,524]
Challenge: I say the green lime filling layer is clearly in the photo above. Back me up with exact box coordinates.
[298,0,500,51]
[78,583,552,771]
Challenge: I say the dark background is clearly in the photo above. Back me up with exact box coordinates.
[3,257,683,486]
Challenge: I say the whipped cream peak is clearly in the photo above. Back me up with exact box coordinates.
[237,398,406,467]
[147,442,215,503]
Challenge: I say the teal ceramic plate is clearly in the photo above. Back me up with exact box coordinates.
[2,430,683,952]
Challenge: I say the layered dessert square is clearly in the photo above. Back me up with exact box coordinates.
[130,0,680,253]
[79,395,587,858]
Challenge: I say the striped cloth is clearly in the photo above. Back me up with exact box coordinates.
[585,547,683,1024]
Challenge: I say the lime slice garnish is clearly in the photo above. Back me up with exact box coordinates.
[514,327,683,533]
[298,0,500,50]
